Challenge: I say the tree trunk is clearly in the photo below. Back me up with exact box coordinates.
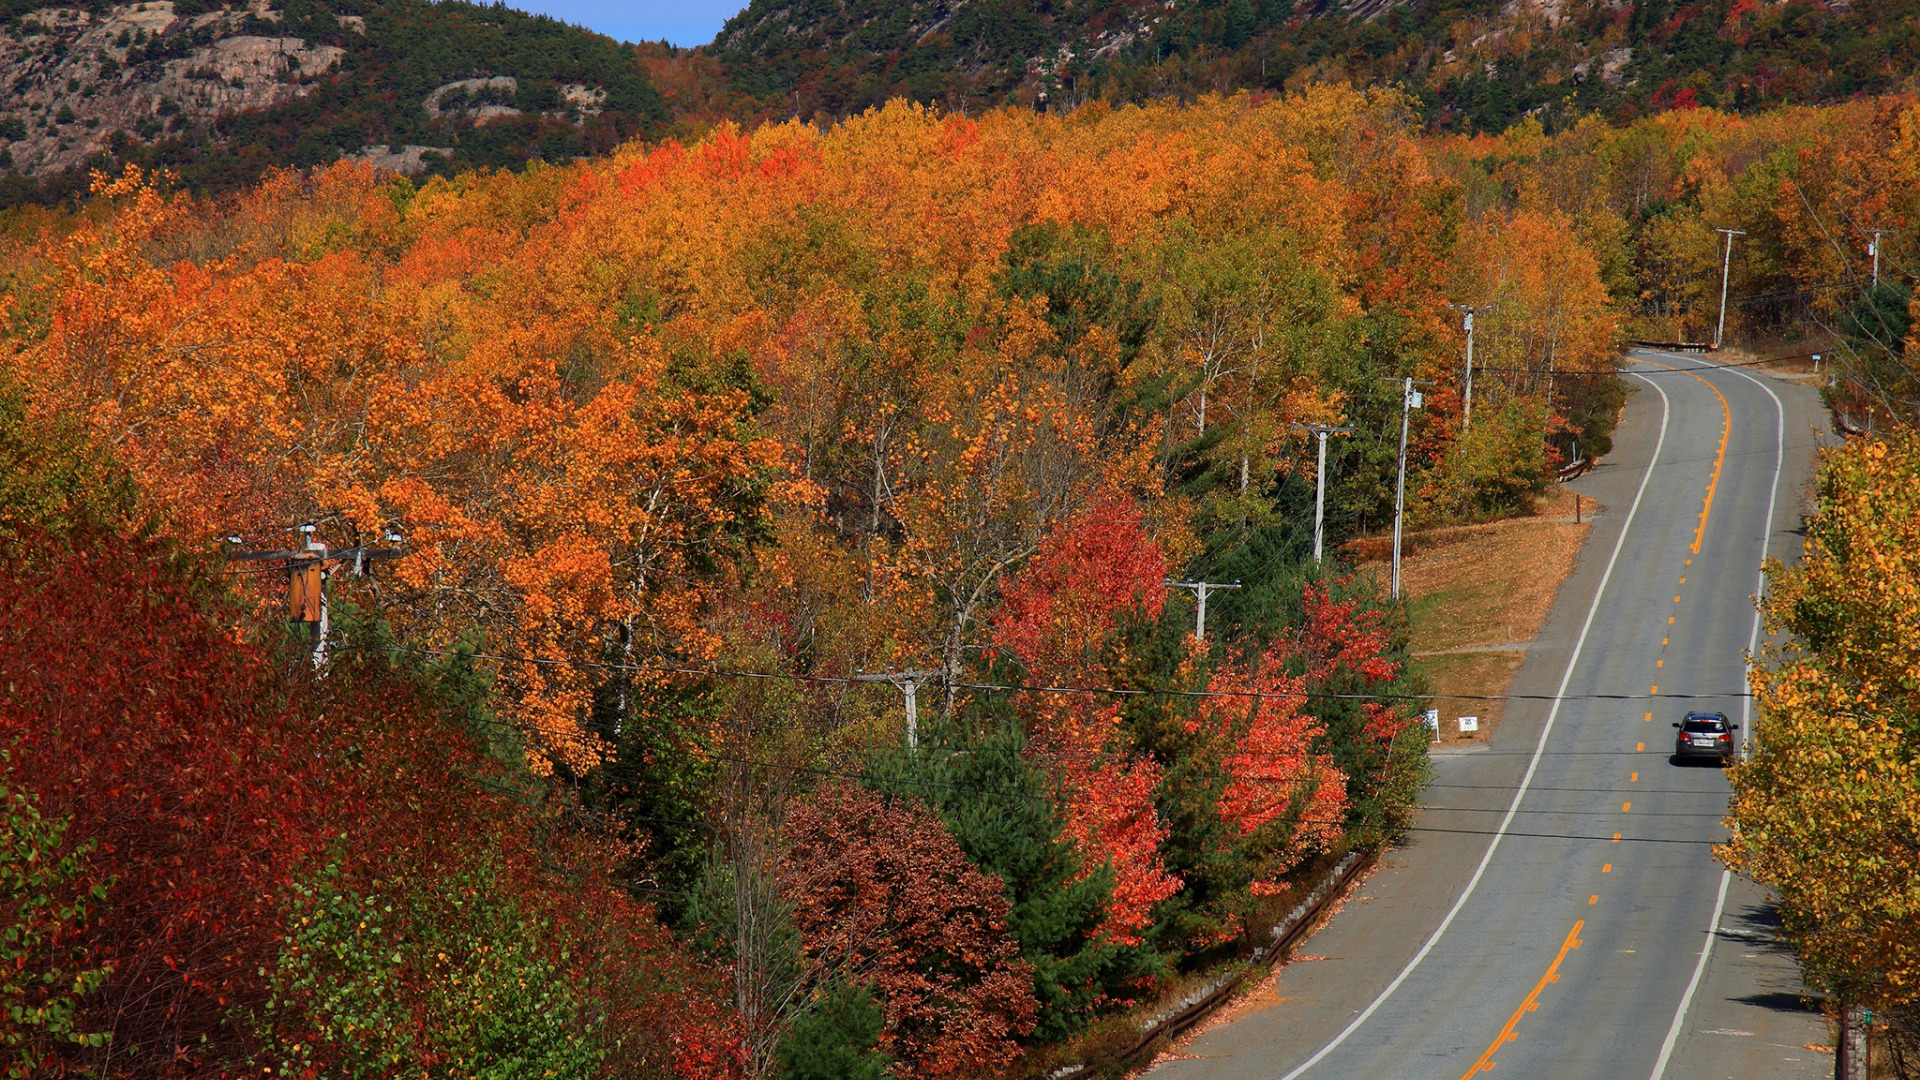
[1839,1002,1869,1080]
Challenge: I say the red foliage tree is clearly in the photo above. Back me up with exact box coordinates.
[1194,648,1348,895]
[992,494,1168,682]
[779,783,1036,1079]
[991,496,1181,943]
[0,536,335,1075]
[1296,582,1408,744]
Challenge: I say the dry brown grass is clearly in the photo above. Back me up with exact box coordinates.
[1354,485,1593,745]
[1703,345,1829,384]
[1415,651,1526,744]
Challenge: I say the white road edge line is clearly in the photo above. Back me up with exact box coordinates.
[1646,351,1788,1080]
[1270,363,1674,1080]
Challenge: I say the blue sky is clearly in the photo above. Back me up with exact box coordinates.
[515,0,748,46]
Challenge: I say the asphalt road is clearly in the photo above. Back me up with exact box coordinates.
[1148,352,1835,1080]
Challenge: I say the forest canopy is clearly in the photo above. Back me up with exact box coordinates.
[15,81,1920,1077]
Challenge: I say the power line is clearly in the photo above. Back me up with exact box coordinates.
[374,643,1754,703]
[433,678,1733,848]
[1470,352,1809,377]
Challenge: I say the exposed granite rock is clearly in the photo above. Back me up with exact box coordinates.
[0,1,340,176]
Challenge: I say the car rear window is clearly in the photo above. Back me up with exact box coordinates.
[1682,719,1727,733]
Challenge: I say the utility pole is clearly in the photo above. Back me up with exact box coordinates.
[1380,377,1434,600]
[224,523,406,669]
[1713,227,1745,350]
[854,670,937,750]
[1449,304,1495,431]
[1167,579,1240,640]
[1865,227,1891,288]
[1292,423,1353,562]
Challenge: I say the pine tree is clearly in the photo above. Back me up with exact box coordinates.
[776,980,890,1080]
[869,716,1164,1040]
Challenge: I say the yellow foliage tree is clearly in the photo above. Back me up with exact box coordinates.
[1721,432,1920,1007]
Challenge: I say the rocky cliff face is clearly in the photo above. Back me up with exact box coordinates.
[0,0,662,202]
[1,1,343,176]
[709,0,1920,135]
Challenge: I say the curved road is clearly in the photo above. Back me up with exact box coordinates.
[1149,352,1833,1080]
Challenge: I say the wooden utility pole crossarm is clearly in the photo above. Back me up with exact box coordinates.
[1166,580,1239,640]
[224,524,407,667]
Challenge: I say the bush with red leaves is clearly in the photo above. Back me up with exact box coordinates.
[779,783,1036,1080]
[0,531,736,1079]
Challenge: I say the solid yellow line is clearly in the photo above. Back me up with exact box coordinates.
[1635,358,1732,555]
[1457,920,1586,1079]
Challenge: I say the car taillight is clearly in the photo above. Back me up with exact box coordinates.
[1718,733,1731,742]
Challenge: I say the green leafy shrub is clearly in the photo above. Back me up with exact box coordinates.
[261,857,601,1080]
[1422,398,1551,523]
[0,754,110,1077]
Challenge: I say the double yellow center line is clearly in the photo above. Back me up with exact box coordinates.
[1457,921,1586,1078]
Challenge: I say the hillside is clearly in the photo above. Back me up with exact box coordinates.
[0,0,663,205]
[8,0,1916,209]
[710,0,1920,131]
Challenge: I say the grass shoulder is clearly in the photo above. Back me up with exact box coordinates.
[1352,485,1596,746]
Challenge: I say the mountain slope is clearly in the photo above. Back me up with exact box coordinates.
[709,0,1920,132]
[0,0,663,205]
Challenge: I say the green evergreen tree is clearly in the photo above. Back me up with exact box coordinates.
[1833,281,1916,420]
[1104,602,1250,952]
[868,714,1163,1040]
[775,979,889,1080]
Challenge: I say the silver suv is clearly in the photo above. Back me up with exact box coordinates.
[1672,712,1739,766]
